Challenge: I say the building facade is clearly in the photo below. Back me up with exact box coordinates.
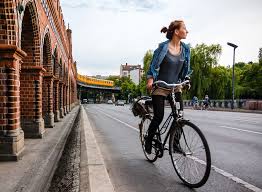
[0,0,78,161]
[120,63,143,85]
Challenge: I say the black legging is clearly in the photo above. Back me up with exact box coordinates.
[147,92,183,140]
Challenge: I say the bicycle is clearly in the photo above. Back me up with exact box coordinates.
[132,80,211,188]
[201,101,210,110]
[192,101,199,110]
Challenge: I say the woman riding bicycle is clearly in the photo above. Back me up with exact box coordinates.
[145,20,192,154]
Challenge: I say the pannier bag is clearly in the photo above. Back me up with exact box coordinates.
[131,97,153,117]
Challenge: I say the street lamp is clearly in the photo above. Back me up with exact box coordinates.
[227,42,238,109]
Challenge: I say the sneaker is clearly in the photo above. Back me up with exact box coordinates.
[145,137,152,154]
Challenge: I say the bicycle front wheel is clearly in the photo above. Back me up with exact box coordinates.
[139,116,158,163]
[169,120,211,188]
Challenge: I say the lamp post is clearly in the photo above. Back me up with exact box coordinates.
[227,42,238,109]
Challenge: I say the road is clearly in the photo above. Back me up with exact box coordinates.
[84,104,262,192]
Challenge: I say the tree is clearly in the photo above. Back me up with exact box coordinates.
[189,44,222,99]
[106,76,129,87]
[120,78,137,102]
[139,50,153,95]
[235,62,245,68]
[209,66,231,99]
[237,62,262,99]
[259,48,262,65]
[143,50,153,75]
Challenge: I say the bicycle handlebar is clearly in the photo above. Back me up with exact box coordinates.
[153,80,190,89]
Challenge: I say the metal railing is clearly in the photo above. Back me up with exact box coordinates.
[183,99,262,110]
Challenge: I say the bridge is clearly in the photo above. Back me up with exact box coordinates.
[0,0,78,160]
[77,74,121,103]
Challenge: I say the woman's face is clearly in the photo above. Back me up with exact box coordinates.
[175,22,188,39]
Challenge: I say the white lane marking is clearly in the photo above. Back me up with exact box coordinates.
[96,109,139,132]
[233,118,261,123]
[185,115,261,125]
[220,126,262,135]
[94,108,262,192]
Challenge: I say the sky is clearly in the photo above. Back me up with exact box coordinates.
[60,0,262,76]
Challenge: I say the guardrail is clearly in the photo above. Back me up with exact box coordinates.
[183,99,262,110]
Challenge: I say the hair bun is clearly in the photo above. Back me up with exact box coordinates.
[160,27,168,33]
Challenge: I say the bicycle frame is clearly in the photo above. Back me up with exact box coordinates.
[154,91,180,151]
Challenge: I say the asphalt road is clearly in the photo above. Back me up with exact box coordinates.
[84,104,262,192]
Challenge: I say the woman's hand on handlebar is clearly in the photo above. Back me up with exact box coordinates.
[147,78,153,91]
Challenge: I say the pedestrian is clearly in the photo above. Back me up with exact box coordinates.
[145,20,192,154]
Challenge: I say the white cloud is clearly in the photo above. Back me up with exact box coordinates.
[61,0,262,76]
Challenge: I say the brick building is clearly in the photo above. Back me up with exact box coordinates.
[0,0,78,160]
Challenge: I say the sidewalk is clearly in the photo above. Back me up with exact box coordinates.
[0,106,80,192]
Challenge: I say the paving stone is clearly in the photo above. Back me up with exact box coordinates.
[48,112,81,192]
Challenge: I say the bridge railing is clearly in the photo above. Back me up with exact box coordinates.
[183,99,262,110]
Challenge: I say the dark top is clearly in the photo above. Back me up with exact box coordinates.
[157,49,184,85]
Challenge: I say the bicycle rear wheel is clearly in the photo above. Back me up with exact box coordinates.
[169,120,211,188]
[139,116,158,163]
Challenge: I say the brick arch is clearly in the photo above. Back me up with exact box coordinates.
[63,62,66,80]
[53,46,59,76]
[0,0,18,45]
[70,74,77,102]
[20,0,45,138]
[21,0,41,67]
[42,28,52,74]
[59,57,63,78]
[41,27,54,128]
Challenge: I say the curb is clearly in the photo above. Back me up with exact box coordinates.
[80,105,115,192]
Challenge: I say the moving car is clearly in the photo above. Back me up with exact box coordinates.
[107,100,113,104]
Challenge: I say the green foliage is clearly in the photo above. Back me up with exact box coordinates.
[235,62,245,68]
[237,63,262,99]
[209,66,231,99]
[259,48,262,65]
[139,50,153,96]
[188,44,222,99]
[143,50,153,75]
[106,76,141,101]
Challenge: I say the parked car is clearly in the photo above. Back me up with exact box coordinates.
[115,100,125,106]
[88,98,95,104]
[107,100,113,104]
[82,99,88,104]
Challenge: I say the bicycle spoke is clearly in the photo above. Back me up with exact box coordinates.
[187,131,198,151]
[140,117,159,162]
[170,121,211,187]
[191,146,205,155]
[173,155,183,162]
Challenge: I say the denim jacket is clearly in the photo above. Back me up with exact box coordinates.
[146,40,192,81]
